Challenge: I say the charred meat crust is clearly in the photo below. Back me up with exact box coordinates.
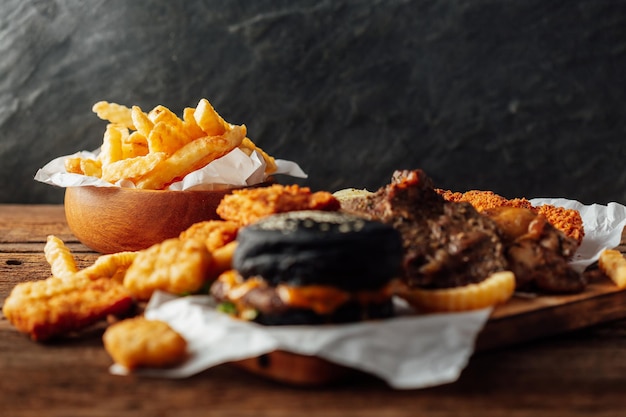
[341,169,585,293]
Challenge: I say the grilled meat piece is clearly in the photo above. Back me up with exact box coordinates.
[341,169,507,289]
[341,169,586,294]
[483,206,585,293]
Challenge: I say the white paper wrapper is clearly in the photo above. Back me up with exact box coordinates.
[108,199,626,390]
[34,148,307,190]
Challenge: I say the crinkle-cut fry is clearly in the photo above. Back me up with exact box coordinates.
[134,124,246,190]
[98,124,124,166]
[44,235,78,280]
[103,317,188,370]
[239,137,277,174]
[121,132,149,159]
[101,151,167,184]
[131,105,154,138]
[146,121,191,156]
[398,271,516,313]
[182,107,206,140]
[92,101,135,129]
[194,98,229,136]
[598,249,626,288]
[75,251,139,283]
[64,157,84,174]
[2,276,134,341]
[80,158,103,177]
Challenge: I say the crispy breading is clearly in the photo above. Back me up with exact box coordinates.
[103,317,187,370]
[436,189,584,245]
[2,276,134,341]
[123,238,212,301]
[179,220,239,251]
[216,184,341,226]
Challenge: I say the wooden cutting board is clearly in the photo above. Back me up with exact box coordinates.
[233,275,626,385]
[476,275,626,351]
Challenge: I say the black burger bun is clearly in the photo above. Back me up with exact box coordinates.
[233,210,404,291]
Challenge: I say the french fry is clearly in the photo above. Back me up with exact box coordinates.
[239,137,278,174]
[598,249,626,288]
[131,106,154,138]
[121,131,149,159]
[80,158,103,178]
[147,121,190,156]
[182,107,206,140]
[101,152,167,183]
[44,235,78,280]
[194,98,229,136]
[134,124,246,189]
[92,101,135,129]
[98,124,124,166]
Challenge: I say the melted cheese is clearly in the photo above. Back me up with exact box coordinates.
[216,270,396,316]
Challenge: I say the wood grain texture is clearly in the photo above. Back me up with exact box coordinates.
[2,204,626,416]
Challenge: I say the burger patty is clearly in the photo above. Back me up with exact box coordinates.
[211,276,395,325]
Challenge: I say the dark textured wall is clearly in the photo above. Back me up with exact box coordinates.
[1,0,626,205]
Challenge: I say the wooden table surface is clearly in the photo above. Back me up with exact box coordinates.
[3,204,626,417]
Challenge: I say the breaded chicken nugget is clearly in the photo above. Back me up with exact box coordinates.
[179,220,239,251]
[2,276,134,341]
[216,184,341,226]
[123,238,212,300]
[103,317,187,370]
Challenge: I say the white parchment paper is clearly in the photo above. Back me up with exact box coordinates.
[109,199,626,390]
[34,148,307,190]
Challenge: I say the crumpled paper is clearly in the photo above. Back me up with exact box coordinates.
[34,147,307,190]
[109,199,626,390]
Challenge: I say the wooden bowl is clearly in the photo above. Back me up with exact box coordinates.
[64,186,243,253]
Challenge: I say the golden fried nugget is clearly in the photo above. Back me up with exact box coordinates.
[179,220,239,251]
[2,276,134,341]
[216,184,341,226]
[44,235,78,280]
[92,101,135,129]
[134,125,246,190]
[211,241,238,277]
[103,317,187,370]
[101,152,167,184]
[436,189,584,245]
[123,238,212,300]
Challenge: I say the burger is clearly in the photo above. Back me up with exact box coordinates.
[210,210,404,325]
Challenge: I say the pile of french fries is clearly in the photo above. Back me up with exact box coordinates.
[65,99,276,189]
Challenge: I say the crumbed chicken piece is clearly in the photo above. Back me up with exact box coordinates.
[103,317,187,370]
[436,189,584,246]
[2,276,134,341]
[216,184,341,226]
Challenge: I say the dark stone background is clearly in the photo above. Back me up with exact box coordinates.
[1,0,626,205]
